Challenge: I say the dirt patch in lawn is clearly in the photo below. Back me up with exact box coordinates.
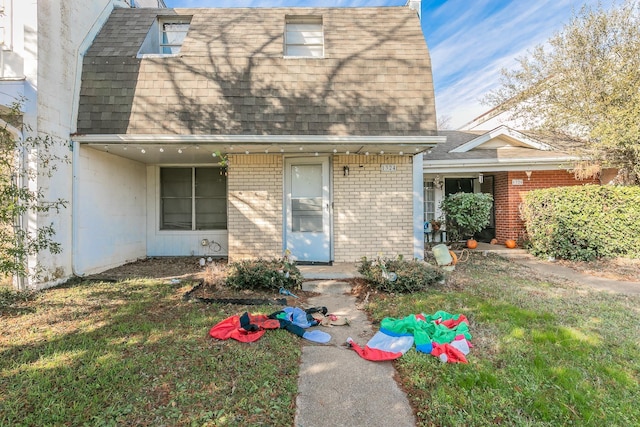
[85,256,209,282]
[84,256,318,307]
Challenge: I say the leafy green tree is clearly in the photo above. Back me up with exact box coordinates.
[487,1,640,184]
[0,100,67,289]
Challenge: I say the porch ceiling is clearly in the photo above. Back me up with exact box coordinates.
[75,134,445,165]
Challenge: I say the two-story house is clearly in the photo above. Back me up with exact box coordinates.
[70,3,442,275]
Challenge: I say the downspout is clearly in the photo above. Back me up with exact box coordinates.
[71,139,84,278]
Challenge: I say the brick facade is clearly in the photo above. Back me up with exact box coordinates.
[333,155,414,262]
[227,154,284,261]
[494,170,599,243]
[227,153,415,263]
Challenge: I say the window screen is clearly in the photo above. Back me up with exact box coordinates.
[160,167,226,230]
[285,17,323,57]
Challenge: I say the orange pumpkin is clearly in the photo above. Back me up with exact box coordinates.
[466,239,478,249]
[505,239,517,249]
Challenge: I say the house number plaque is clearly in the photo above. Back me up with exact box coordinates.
[381,164,397,172]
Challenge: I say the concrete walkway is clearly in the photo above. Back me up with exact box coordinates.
[437,242,640,295]
[295,267,416,427]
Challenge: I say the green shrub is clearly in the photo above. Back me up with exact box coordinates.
[358,256,444,293]
[225,257,303,291]
[521,185,640,261]
[439,192,493,242]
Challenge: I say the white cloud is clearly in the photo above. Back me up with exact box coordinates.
[428,0,616,128]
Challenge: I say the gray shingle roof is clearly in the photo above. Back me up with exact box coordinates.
[424,130,573,162]
[77,7,437,136]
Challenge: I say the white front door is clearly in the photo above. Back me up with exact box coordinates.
[284,157,331,263]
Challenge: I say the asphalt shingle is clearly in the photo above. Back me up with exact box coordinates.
[77,7,436,136]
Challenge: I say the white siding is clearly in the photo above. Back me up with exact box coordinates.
[74,147,147,275]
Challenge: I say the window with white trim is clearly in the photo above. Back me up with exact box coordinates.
[138,16,191,56]
[160,167,227,230]
[424,181,435,222]
[285,16,323,58]
[160,19,190,54]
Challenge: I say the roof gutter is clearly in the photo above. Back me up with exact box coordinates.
[72,134,446,145]
[424,158,579,174]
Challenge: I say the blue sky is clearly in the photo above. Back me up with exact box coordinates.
[164,0,614,128]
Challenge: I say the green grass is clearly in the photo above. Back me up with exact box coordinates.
[1,255,639,426]
[366,254,640,426]
[0,279,301,426]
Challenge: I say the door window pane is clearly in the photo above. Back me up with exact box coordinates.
[291,164,323,232]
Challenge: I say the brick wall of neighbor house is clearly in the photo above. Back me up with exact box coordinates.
[333,155,414,262]
[494,170,599,243]
[227,154,283,261]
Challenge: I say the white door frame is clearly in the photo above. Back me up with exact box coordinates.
[283,156,333,263]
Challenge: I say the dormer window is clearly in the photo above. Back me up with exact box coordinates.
[138,16,191,57]
[160,19,190,54]
[285,16,323,58]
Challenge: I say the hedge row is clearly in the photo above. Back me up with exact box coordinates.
[521,185,640,261]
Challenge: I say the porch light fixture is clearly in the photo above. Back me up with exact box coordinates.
[380,150,384,155]
[433,175,443,190]
[159,147,164,152]
[525,170,532,180]
[140,148,146,154]
[343,165,350,177]
[399,151,404,156]
[178,149,183,154]
[478,173,484,184]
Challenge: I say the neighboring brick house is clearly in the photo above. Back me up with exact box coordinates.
[72,4,443,273]
[423,126,602,244]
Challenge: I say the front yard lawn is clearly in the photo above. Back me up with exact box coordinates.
[0,279,301,426]
[1,254,638,426]
[366,254,639,426]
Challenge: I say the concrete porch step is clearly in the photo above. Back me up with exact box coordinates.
[302,279,352,295]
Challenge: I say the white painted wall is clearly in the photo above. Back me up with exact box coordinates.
[74,147,147,275]
[33,1,129,284]
[146,166,229,258]
[0,0,135,287]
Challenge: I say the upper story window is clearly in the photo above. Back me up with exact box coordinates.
[160,19,190,54]
[284,16,323,58]
[138,16,191,57]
